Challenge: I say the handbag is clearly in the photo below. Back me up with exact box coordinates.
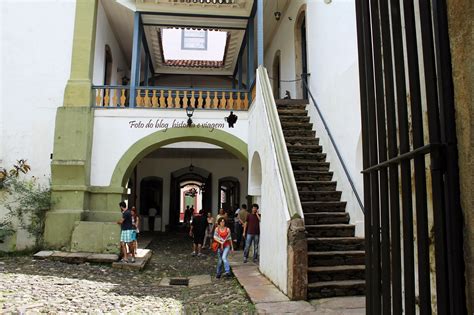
[211,241,219,252]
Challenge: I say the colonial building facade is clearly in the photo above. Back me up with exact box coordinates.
[1,0,471,313]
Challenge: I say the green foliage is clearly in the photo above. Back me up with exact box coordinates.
[0,160,31,244]
[0,159,31,188]
[2,177,52,247]
[0,220,14,244]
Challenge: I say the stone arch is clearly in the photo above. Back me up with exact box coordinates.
[249,151,262,197]
[110,127,248,188]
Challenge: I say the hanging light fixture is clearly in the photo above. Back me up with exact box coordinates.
[274,0,281,21]
[186,106,195,127]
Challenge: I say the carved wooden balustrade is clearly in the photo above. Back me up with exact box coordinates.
[92,86,251,110]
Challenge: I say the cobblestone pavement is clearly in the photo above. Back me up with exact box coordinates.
[0,232,255,314]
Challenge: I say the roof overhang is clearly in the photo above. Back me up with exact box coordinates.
[136,0,254,18]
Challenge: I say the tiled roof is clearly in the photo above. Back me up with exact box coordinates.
[164,59,224,68]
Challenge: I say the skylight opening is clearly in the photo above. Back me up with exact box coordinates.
[162,28,228,64]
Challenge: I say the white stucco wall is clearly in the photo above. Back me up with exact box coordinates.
[90,109,249,186]
[0,0,76,250]
[248,75,291,294]
[265,0,364,235]
[135,156,247,231]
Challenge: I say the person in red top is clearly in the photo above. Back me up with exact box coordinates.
[243,203,261,263]
[213,217,234,278]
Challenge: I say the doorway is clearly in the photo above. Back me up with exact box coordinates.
[139,177,163,231]
[218,177,240,215]
[295,8,308,99]
[169,166,212,228]
[272,51,281,98]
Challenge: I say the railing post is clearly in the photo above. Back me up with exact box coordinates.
[144,56,149,86]
[130,12,142,108]
[257,0,264,66]
[238,53,243,89]
[247,15,255,89]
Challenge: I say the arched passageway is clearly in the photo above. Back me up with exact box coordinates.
[110,128,248,233]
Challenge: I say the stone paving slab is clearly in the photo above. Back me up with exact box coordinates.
[310,296,365,315]
[87,253,119,263]
[228,254,317,314]
[238,274,274,288]
[49,251,70,261]
[256,301,316,314]
[188,274,212,287]
[245,284,290,304]
[33,251,54,260]
[111,249,152,270]
[65,252,90,263]
[159,277,172,286]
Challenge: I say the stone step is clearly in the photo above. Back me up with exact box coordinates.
[283,129,315,137]
[308,250,365,266]
[275,99,309,105]
[294,171,333,181]
[277,109,308,117]
[305,224,355,237]
[307,280,365,299]
[308,265,365,282]
[302,201,347,213]
[289,152,326,161]
[112,249,152,270]
[304,212,350,225]
[296,181,337,191]
[281,121,313,130]
[287,144,323,154]
[299,191,342,202]
[279,116,310,123]
[307,237,365,252]
[285,137,320,146]
[292,162,330,172]
[277,103,308,111]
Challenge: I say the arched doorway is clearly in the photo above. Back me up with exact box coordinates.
[110,128,248,188]
[294,6,308,99]
[169,165,212,228]
[218,176,240,214]
[109,128,248,233]
[249,151,262,205]
[272,50,281,98]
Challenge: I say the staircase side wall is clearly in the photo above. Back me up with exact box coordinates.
[248,87,291,295]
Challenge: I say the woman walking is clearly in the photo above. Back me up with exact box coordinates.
[202,212,215,249]
[213,217,234,278]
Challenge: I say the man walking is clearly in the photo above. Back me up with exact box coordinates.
[117,201,136,263]
[243,204,260,263]
[234,204,248,250]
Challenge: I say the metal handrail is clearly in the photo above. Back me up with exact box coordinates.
[301,74,365,214]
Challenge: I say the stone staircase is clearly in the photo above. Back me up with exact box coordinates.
[276,99,365,299]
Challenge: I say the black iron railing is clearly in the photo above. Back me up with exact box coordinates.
[301,74,365,214]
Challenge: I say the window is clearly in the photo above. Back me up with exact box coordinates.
[181,29,208,50]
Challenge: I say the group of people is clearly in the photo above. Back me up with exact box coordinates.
[188,203,261,278]
[117,201,140,263]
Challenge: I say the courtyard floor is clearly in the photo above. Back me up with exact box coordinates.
[0,232,255,314]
